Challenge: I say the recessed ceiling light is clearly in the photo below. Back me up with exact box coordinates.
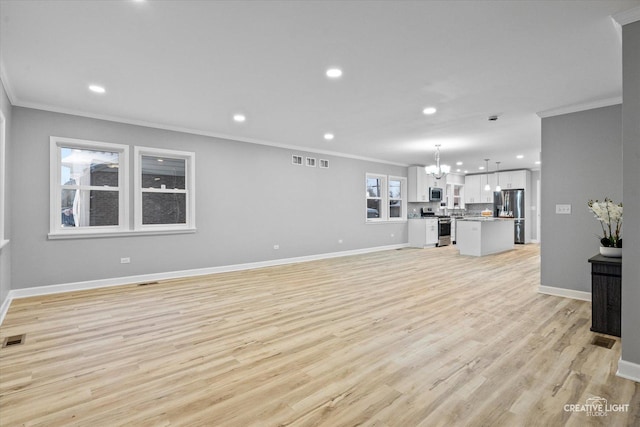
[324,133,335,141]
[456,161,463,166]
[456,169,461,172]
[326,68,342,78]
[464,170,468,173]
[517,154,524,159]
[157,159,164,162]
[422,107,437,115]
[233,114,246,123]
[479,166,485,170]
[535,161,541,165]
[89,84,106,94]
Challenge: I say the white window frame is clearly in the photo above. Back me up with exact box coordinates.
[0,111,7,250]
[366,173,387,222]
[388,175,407,222]
[49,136,129,237]
[134,146,195,232]
[366,173,407,223]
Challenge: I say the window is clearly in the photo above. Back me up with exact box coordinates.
[366,173,386,221]
[135,147,195,231]
[50,137,129,235]
[388,176,407,220]
[366,173,406,222]
[50,137,196,238]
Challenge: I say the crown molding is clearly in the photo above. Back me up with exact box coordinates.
[536,96,622,119]
[612,6,640,26]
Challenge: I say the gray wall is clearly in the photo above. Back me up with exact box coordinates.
[10,107,408,289]
[540,105,622,292]
[0,80,11,306]
[621,20,640,369]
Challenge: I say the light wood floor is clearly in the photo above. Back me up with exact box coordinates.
[1,244,638,426]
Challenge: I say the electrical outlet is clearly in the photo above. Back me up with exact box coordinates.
[273,244,279,250]
[555,204,572,214]
[120,257,131,264]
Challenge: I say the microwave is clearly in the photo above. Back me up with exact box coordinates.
[429,187,443,201]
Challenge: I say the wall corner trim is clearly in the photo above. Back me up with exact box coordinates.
[612,6,640,26]
[537,285,592,302]
[617,358,640,383]
[0,243,409,326]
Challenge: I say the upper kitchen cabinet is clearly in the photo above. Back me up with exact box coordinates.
[497,170,529,189]
[408,166,447,202]
[464,174,481,204]
[464,173,495,203]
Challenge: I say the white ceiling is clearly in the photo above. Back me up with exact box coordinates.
[1,0,638,172]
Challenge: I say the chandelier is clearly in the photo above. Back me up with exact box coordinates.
[424,145,451,179]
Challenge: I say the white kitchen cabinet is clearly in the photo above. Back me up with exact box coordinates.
[407,166,428,202]
[465,173,496,203]
[408,218,439,247]
[464,174,481,204]
[408,166,446,202]
[497,170,528,189]
[480,174,497,203]
[426,174,446,190]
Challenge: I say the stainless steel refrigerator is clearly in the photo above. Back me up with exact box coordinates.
[493,189,525,244]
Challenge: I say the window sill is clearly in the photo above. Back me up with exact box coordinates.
[48,228,196,240]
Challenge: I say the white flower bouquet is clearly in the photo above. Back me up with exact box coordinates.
[588,197,623,248]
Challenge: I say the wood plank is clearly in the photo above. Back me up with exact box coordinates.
[0,244,638,426]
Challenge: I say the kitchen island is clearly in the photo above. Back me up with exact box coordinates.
[456,217,514,256]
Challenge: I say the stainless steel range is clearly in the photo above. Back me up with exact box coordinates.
[437,216,451,246]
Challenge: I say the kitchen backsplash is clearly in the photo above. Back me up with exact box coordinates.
[407,202,493,218]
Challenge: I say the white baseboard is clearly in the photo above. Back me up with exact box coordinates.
[0,243,408,325]
[617,358,640,383]
[537,285,591,302]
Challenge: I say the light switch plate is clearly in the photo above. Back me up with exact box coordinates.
[556,204,572,214]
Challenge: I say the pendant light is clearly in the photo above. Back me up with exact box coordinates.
[495,161,501,192]
[424,144,451,180]
[483,159,491,191]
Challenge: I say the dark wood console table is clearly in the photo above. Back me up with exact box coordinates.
[588,254,621,337]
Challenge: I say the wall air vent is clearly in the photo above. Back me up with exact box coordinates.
[292,155,303,165]
[319,159,329,168]
[306,157,316,167]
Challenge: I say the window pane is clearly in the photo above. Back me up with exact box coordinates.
[60,189,119,227]
[142,156,186,189]
[367,178,381,198]
[142,192,187,225]
[389,180,401,199]
[390,200,402,218]
[367,199,381,218]
[60,147,119,187]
